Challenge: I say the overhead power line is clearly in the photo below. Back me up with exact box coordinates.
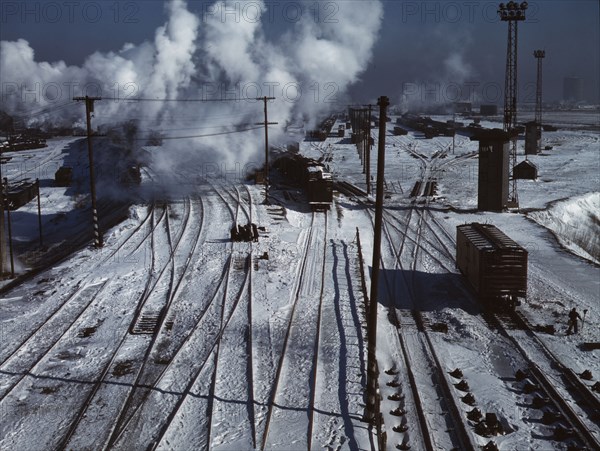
[99,125,265,141]
[102,97,269,102]
[10,101,78,119]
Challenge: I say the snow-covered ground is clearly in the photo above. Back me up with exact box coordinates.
[528,192,600,265]
[1,111,599,450]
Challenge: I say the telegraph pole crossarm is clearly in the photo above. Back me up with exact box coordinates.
[255,96,277,204]
[73,96,103,248]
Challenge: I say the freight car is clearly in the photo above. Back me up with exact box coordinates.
[456,223,527,309]
[305,161,333,210]
[396,114,455,138]
[5,181,38,210]
[306,115,336,141]
[271,154,333,210]
[5,135,47,151]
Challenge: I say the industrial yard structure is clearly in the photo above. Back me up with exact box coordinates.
[472,130,510,212]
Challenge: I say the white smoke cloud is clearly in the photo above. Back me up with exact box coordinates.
[147,0,199,101]
[0,0,383,183]
[396,26,479,112]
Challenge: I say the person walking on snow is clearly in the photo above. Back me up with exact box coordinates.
[566,308,583,335]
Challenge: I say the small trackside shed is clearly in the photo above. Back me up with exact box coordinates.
[456,223,528,303]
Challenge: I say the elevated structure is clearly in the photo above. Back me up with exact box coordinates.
[472,129,510,211]
[498,1,528,208]
[525,121,539,155]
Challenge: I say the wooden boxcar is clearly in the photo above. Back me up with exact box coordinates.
[456,223,527,306]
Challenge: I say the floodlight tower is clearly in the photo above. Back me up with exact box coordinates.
[498,1,528,208]
[534,50,545,152]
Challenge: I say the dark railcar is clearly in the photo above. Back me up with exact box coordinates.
[5,181,38,210]
[6,135,47,151]
[456,223,527,307]
[393,126,408,136]
[306,163,333,210]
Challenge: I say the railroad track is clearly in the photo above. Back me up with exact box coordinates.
[102,197,205,447]
[0,202,165,404]
[101,166,162,261]
[113,185,251,449]
[390,171,599,448]
[0,280,109,401]
[56,197,201,449]
[109,254,244,449]
[340,145,476,449]
[98,180,251,449]
[404,198,600,448]
[260,211,329,450]
[0,199,190,450]
[205,182,257,449]
[351,132,599,448]
[485,311,600,449]
[398,152,599,448]
[378,196,475,451]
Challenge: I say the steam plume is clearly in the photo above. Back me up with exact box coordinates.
[1,0,383,181]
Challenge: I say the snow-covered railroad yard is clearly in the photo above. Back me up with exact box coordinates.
[1,112,599,450]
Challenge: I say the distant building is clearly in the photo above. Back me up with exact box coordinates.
[563,77,584,103]
[480,105,498,116]
[514,160,538,180]
[454,102,472,114]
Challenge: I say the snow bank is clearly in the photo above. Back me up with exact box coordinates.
[528,192,600,265]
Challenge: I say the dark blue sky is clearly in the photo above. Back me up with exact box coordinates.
[1,0,599,104]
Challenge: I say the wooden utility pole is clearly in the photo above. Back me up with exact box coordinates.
[452,112,456,155]
[36,178,43,246]
[0,198,3,277]
[0,148,4,276]
[3,178,14,277]
[366,105,372,195]
[255,96,277,204]
[365,95,389,424]
[74,96,103,248]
